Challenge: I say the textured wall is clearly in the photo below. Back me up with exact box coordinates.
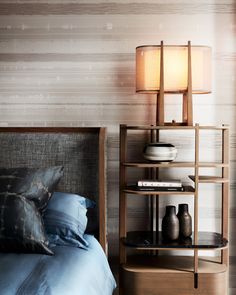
[0,0,235,293]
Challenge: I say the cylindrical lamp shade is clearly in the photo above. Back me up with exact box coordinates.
[136,45,211,94]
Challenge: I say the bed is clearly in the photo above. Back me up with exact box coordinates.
[0,127,116,295]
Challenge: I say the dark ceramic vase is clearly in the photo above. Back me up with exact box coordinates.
[177,203,192,238]
[162,205,179,241]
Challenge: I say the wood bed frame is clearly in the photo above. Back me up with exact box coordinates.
[0,127,107,254]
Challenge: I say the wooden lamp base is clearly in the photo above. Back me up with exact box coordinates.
[156,41,193,126]
[157,92,193,126]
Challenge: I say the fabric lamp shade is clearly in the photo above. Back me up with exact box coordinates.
[136,45,211,94]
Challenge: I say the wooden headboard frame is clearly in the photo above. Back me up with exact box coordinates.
[0,127,107,254]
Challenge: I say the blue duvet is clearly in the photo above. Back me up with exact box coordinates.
[0,235,116,295]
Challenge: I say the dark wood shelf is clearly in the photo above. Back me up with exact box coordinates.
[124,185,195,195]
[122,231,228,250]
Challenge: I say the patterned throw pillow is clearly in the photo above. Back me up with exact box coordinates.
[0,193,53,255]
[0,166,63,210]
[43,192,94,249]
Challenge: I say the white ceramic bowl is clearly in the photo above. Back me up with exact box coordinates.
[143,142,177,162]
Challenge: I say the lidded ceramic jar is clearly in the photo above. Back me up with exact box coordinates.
[143,142,177,162]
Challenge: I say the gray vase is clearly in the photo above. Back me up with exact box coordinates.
[177,203,192,238]
[162,205,179,241]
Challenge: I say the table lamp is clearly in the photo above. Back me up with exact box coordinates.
[136,41,211,126]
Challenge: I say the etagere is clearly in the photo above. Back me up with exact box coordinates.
[119,124,229,295]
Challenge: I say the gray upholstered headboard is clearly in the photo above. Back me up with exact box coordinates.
[0,127,107,253]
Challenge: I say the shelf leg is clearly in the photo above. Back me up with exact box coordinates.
[150,128,160,256]
[221,126,229,266]
[119,125,127,265]
[194,124,199,289]
[194,272,198,289]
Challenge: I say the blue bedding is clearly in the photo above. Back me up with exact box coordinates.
[0,235,116,295]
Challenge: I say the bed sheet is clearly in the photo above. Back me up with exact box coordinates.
[0,234,116,295]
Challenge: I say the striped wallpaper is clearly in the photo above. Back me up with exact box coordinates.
[0,0,235,293]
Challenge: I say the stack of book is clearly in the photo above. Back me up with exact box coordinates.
[136,179,184,191]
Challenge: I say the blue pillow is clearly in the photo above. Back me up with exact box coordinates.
[43,192,94,249]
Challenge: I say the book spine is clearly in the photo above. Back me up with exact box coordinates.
[137,180,182,187]
[136,186,184,192]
